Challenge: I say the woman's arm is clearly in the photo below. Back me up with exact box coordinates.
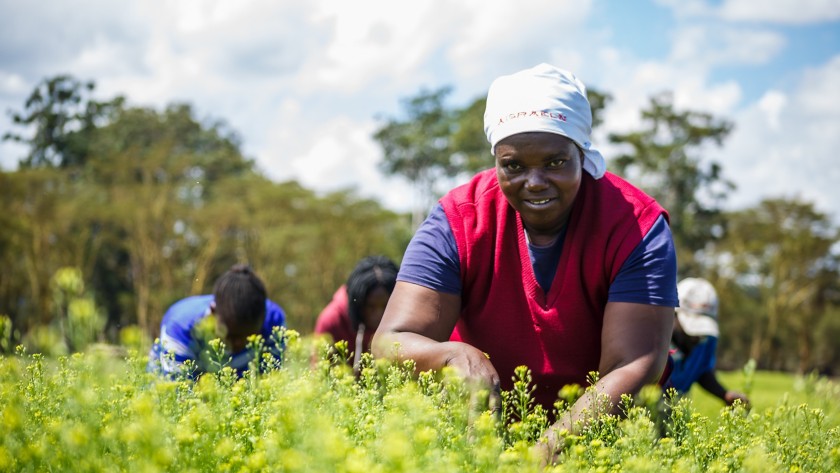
[372,281,500,389]
[697,371,750,407]
[545,302,673,444]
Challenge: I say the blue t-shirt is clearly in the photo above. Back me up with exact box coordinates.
[398,203,678,306]
[666,336,718,394]
[147,294,286,378]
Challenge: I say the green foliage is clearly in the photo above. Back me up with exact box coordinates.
[118,325,150,353]
[375,87,460,183]
[709,199,840,371]
[65,297,105,352]
[21,325,67,357]
[374,86,463,228]
[2,75,125,169]
[1,338,838,472]
[51,267,85,298]
[1,76,412,341]
[609,92,734,274]
[450,96,491,174]
[586,88,612,129]
[0,315,15,353]
[19,267,106,355]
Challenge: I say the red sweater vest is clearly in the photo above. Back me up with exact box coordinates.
[440,169,666,411]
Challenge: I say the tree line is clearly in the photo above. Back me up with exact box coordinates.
[0,75,412,352]
[2,75,838,375]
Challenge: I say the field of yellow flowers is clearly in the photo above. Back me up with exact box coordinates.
[2,329,839,472]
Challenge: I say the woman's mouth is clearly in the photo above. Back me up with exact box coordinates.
[525,198,553,206]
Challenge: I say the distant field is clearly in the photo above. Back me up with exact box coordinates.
[687,369,825,419]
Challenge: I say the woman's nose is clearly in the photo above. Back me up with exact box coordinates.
[524,168,548,190]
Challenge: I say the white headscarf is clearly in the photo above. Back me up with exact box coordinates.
[483,63,606,179]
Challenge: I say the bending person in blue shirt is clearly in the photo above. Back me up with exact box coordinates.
[147,264,287,378]
[666,277,750,407]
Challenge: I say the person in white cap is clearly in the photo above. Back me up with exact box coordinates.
[373,63,678,454]
[665,277,750,406]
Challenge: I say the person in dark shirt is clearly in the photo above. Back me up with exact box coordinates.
[666,277,750,407]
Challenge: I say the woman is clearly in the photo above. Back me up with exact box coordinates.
[148,264,287,378]
[314,255,398,372]
[373,64,678,452]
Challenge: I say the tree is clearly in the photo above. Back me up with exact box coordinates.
[608,92,733,275]
[84,103,258,334]
[708,198,839,372]
[1,74,421,348]
[449,96,490,175]
[586,88,612,130]
[224,178,411,332]
[374,87,463,229]
[3,75,124,169]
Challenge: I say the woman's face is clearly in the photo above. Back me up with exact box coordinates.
[495,132,584,246]
[361,286,391,330]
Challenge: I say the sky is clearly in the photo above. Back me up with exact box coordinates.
[2,0,839,224]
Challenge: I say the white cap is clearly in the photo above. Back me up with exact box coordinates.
[676,277,720,337]
[483,63,606,179]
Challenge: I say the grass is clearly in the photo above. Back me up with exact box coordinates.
[688,369,821,419]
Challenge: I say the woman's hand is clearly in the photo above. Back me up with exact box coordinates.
[443,342,501,390]
[724,390,750,408]
[443,342,502,412]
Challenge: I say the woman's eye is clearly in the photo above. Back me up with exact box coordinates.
[504,161,523,171]
[547,159,565,168]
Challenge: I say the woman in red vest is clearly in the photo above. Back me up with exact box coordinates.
[373,64,678,456]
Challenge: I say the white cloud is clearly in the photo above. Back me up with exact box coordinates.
[1,0,837,227]
[656,0,840,24]
[798,55,840,117]
[446,0,591,74]
[586,33,837,225]
[257,114,415,211]
[720,55,840,221]
[719,0,840,24]
[595,56,741,137]
[0,71,27,99]
[757,90,787,130]
[670,26,786,66]
[303,0,444,93]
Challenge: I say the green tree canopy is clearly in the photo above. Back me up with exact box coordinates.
[1,74,413,341]
[373,87,463,228]
[3,75,125,169]
[708,198,839,372]
[608,92,734,274]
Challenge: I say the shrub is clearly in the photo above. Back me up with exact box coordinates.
[1,334,838,472]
